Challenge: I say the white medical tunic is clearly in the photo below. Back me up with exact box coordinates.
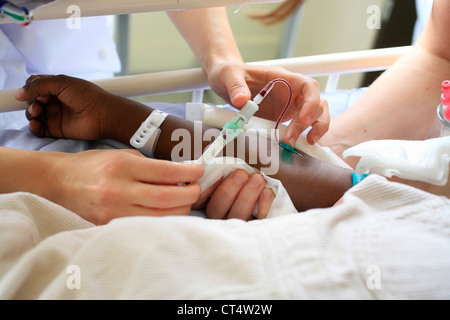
[413,0,433,44]
[0,16,121,90]
[0,16,122,149]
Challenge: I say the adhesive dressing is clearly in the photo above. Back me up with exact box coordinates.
[343,137,450,186]
[186,102,351,169]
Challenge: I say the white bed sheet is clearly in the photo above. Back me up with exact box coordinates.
[1,90,450,299]
[0,174,449,299]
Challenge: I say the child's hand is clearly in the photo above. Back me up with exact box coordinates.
[15,74,110,140]
[192,170,275,220]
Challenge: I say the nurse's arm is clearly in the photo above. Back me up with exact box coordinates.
[319,0,450,167]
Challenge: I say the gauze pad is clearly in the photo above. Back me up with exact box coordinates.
[191,157,298,219]
[343,137,450,186]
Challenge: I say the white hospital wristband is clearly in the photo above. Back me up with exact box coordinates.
[130,109,168,157]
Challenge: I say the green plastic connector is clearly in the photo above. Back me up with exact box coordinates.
[4,10,25,21]
[223,121,242,139]
[280,142,299,155]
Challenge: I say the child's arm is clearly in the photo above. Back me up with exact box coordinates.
[17,74,354,212]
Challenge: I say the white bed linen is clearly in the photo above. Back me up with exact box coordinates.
[0,174,449,299]
[3,94,449,299]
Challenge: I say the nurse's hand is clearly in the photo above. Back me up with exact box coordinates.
[206,62,330,146]
[192,170,275,220]
[16,74,110,140]
[46,149,204,225]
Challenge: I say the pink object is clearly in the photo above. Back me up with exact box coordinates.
[441,80,450,120]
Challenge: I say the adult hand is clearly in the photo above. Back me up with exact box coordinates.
[207,62,330,146]
[46,149,204,225]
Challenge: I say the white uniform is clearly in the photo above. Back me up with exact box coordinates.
[0,16,122,149]
[413,0,433,43]
[0,16,121,89]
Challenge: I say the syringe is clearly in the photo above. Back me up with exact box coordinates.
[197,99,259,165]
[196,78,292,166]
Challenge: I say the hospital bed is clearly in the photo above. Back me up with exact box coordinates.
[0,0,449,301]
[0,45,410,109]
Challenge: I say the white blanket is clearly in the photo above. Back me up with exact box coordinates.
[1,175,449,300]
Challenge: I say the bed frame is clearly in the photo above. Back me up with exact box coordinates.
[0,0,411,112]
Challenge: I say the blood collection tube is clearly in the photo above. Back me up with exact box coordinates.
[437,80,450,136]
